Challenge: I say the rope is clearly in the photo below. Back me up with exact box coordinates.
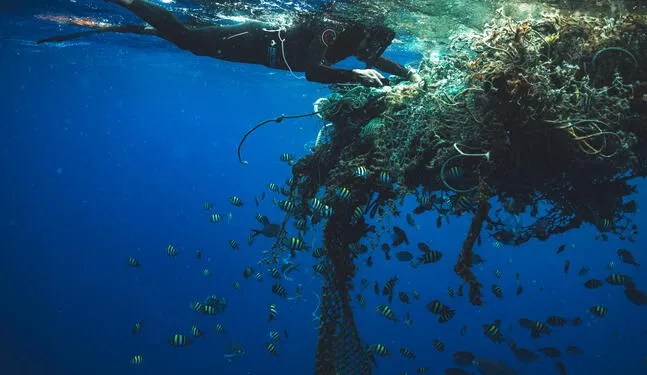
[263,27,305,80]
[237,111,320,165]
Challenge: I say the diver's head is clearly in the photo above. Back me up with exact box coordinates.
[356,24,395,62]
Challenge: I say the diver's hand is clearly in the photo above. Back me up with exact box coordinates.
[352,69,386,87]
[408,70,422,83]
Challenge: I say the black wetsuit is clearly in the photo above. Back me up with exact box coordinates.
[105,0,410,84]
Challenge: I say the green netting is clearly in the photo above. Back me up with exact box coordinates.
[269,6,647,375]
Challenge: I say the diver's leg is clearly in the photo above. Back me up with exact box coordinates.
[104,0,188,40]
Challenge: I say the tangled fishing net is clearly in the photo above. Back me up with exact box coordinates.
[265,7,647,375]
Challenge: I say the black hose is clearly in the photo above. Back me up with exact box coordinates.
[237,111,319,165]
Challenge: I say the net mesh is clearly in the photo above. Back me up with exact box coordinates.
[273,7,647,375]
[314,215,372,375]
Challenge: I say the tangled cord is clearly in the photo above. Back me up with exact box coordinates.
[312,291,322,330]
[237,111,320,165]
[591,46,638,79]
[439,143,491,193]
[263,27,305,80]
[547,119,623,158]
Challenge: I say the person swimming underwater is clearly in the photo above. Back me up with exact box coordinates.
[91,0,415,86]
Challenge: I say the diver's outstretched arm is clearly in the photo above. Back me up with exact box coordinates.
[366,56,410,78]
[37,24,158,44]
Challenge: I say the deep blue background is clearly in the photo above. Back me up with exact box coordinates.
[1,1,646,375]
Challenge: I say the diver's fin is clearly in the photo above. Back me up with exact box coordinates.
[37,24,156,44]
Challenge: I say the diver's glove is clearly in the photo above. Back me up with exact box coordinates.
[352,68,388,87]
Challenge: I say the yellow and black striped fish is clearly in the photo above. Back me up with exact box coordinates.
[336,187,352,200]
[531,320,551,338]
[320,204,333,217]
[446,166,463,179]
[370,343,390,357]
[166,244,179,257]
[483,320,505,343]
[131,320,144,334]
[130,355,143,365]
[451,194,474,211]
[309,197,325,212]
[432,339,445,352]
[271,284,288,298]
[309,198,333,217]
[400,347,416,359]
[351,206,364,223]
[279,153,294,163]
[126,257,141,268]
[605,273,632,286]
[426,300,453,316]
[285,237,307,251]
[313,263,328,274]
[201,305,216,315]
[265,342,279,356]
[203,202,214,211]
[268,183,280,192]
[255,213,269,225]
[191,325,205,338]
[378,170,391,184]
[227,239,239,250]
[418,249,443,264]
[294,218,308,231]
[269,330,281,343]
[354,166,369,177]
[590,305,608,317]
[214,323,227,334]
[584,279,603,289]
[276,199,297,213]
[190,301,202,312]
[269,268,282,279]
[438,311,455,323]
[268,303,278,322]
[229,196,244,207]
[376,305,398,322]
[168,334,191,347]
[382,276,398,303]
[209,213,223,223]
[492,284,503,299]
[312,247,327,258]
[546,315,568,327]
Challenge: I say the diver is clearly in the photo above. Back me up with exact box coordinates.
[100,0,415,86]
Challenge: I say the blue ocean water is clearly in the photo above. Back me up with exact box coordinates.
[1,1,646,375]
